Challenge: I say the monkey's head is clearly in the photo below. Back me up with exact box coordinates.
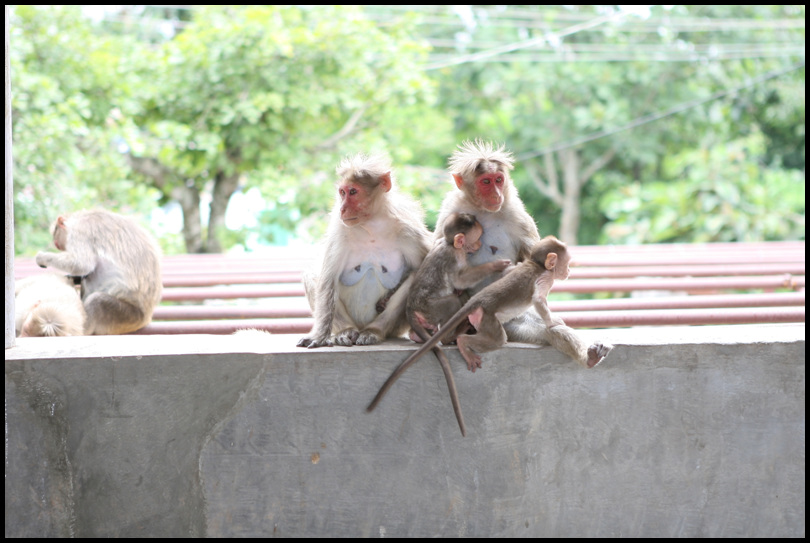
[449,140,514,213]
[443,212,483,254]
[52,216,70,251]
[530,235,571,280]
[335,153,393,226]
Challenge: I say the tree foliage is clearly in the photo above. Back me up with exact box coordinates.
[9,5,805,255]
[10,5,161,255]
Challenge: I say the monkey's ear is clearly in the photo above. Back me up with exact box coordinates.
[545,252,558,270]
[452,173,464,189]
[56,216,68,229]
[453,233,466,249]
[380,172,392,192]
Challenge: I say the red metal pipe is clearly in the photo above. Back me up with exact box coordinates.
[558,306,804,327]
[550,292,805,311]
[554,275,804,293]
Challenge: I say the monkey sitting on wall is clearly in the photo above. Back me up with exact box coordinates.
[35,209,163,335]
[298,153,432,348]
[400,212,511,436]
[434,140,612,368]
[15,273,87,337]
[368,235,574,415]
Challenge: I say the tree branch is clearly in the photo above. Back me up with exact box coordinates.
[579,147,617,186]
[313,107,368,150]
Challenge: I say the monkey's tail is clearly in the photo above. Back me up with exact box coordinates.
[366,307,474,421]
[414,321,466,437]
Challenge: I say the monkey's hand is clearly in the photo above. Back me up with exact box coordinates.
[489,259,512,272]
[35,251,53,269]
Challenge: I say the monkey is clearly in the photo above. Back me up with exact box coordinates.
[297,153,432,348]
[407,212,511,343]
[35,209,163,335]
[367,236,571,413]
[401,212,511,436]
[15,273,87,337]
[433,140,613,368]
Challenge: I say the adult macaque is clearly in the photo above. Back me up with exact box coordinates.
[35,209,163,335]
[434,140,612,368]
[368,236,571,412]
[15,273,87,337]
[395,212,510,436]
[298,153,431,348]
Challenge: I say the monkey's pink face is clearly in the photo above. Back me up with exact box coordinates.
[474,172,505,212]
[339,182,372,225]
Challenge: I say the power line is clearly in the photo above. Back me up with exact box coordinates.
[424,10,630,71]
[515,61,806,161]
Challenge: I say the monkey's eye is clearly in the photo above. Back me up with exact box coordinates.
[349,188,358,196]
[339,189,345,197]
[481,178,491,184]
[495,176,503,184]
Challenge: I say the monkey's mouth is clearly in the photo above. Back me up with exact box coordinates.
[342,217,361,225]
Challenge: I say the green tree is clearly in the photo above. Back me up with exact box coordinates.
[126,5,434,252]
[386,5,805,244]
[10,5,160,255]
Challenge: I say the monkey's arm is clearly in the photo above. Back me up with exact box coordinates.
[531,273,565,328]
[453,259,511,290]
[297,266,339,348]
[35,250,97,277]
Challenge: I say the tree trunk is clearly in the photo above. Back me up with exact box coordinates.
[558,148,582,245]
[206,171,240,254]
[173,183,204,253]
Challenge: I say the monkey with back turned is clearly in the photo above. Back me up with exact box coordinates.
[35,209,163,335]
[15,273,87,337]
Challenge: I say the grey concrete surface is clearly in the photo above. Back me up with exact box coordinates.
[5,324,805,537]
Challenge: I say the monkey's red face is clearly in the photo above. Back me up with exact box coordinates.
[474,172,505,212]
[339,182,373,226]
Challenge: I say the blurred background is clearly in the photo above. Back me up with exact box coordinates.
[8,5,805,256]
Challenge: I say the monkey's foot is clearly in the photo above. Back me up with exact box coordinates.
[355,329,383,346]
[297,336,333,348]
[587,342,613,368]
[333,329,360,346]
[461,352,483,373]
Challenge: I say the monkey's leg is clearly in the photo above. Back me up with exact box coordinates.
[331,297,361,346]
[83,292,147,335]
[456,310,506,373]
[357,275,414,345]
[546,323,613,368]
[506,308,613,368]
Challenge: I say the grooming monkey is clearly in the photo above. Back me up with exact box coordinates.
[298,153,432,348]
[434,140,612,368]
[403,212,511,436]
[35,209,163,335]
[368,236,571,413]
[15,273,87,337]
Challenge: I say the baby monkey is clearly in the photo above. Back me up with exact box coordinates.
[368,235,572,417]
[368,213,509,436]
[407,212,511,343]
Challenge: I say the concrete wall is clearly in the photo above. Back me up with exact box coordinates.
[5,324,805,537]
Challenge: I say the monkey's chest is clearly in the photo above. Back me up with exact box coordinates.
[339,247,406,290]
[467,223,517,265]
